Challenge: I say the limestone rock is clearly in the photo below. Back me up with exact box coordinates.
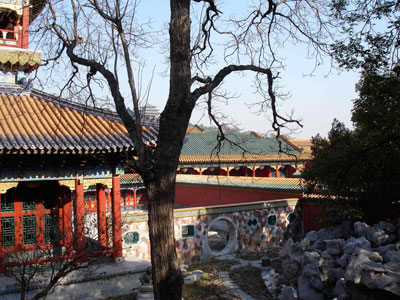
[306,231,319,243]
[280,286,298,300]
[281,259,300,279]
[343,236,371,254]
[309,278,324,292]
[280,238,294,259]
[300,237,311,252]
[334,278,348,299]
[303,251,320,266]
[375,221,396,233]
[297,275,323,300]
[354,222,369,237]
[336,254,350,269]
[325,239,345,255]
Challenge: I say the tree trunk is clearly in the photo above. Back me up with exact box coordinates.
[147,174,183,300]
[146,0,193,299]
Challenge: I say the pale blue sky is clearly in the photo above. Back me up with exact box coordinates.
[131,1,360,139]
[35,1,360,139]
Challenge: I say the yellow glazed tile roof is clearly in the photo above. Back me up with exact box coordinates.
[0,92,153,153]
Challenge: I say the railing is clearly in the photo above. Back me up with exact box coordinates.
[0,28,29,48]
[0,28,19,47]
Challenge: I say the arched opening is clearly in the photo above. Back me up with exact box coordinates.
[0,9,18,40]
[206,216,237,256]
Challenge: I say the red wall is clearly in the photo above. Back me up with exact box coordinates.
[175,184,302,207]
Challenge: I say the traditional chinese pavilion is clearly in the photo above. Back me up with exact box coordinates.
[0,0,157,269]
[177,131,311,177]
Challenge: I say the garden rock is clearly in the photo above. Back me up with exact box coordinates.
[280,238,294,259]
[297,275,323,300]
[280,286,298,300]
[303,251,320,266]
[354,222,369,237]
[306,231,319,243]
[280,219,400,299]
[325,239,345,255]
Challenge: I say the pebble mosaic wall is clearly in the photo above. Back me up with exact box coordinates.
[122,199,301,264]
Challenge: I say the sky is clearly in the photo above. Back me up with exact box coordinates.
[35,1,361,139]
[128,0,361,139]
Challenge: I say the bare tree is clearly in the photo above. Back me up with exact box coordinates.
[30,1,338,299]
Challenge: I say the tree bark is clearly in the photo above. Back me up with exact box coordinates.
[147,174,183,300]
[145,0,193,299]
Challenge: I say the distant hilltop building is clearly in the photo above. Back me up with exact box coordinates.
[127,103,160,126]
[140,103,160,119]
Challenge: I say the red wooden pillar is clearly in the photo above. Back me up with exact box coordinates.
[14,196,22,250]
[21,5,29,48]
[276,166,280,178]
[35,195,44,247]
[63,193,73,256]
[133,187,137,211]
[199,168,202,175]
[252,166,256,178]
[226,167,230,176]
[112,176,123,258]
[96,184,107,249]
[267,167,272,178]
[244,167,248,177]
[74,178,85,254]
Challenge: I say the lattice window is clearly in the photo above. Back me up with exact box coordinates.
[1,197,14,212]
[1,217,15,248]
[22,200,36,211]
[44,214,57,243]
[22,215,36,245]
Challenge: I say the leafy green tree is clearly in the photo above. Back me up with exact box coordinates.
[331,0,400,73]
[304,69,400,223]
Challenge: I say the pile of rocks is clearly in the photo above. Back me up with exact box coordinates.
[279,220,400,300]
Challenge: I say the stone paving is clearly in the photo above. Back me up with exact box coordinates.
[215,254,272,300]
[0,256,150,300]
[218,271,257,300]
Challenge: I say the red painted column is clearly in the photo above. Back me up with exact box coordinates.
[112,176,123,258]
[133,187,137,211]
[21,5,30,48]
[96,184,107,249]
[74,179,85,255]
[227,167,230,176]
[63,193,73,256]
[14,195,22,251]
[276,166,280,178]
[252,166,256,178]
[35,195,44,247]
[199,168,202,175]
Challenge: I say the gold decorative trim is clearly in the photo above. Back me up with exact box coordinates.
[0,182,19,193]
[59,179,75,191]
[59,178,113,191]
[84,178,112,190]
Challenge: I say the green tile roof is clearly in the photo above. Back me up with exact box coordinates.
[180,132,300,156]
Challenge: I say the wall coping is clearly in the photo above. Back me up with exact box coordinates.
[123,198,300,222]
